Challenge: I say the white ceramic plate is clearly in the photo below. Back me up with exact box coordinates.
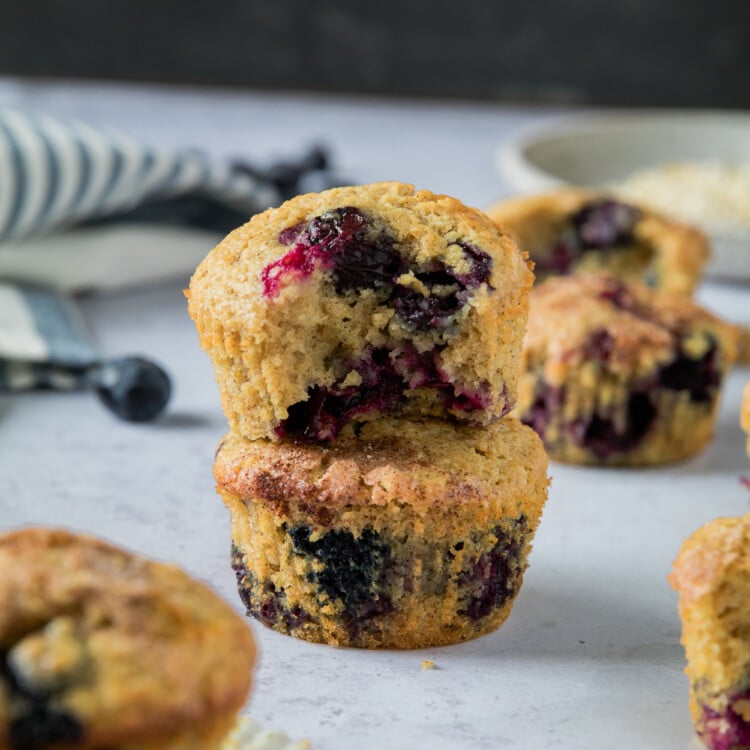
[496,111,750,281]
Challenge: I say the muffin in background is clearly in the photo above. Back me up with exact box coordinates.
[486,188,708,295]
[187,182,533,442]
[216,417,549,649]
[516,273,737,466]
[670,514,750,750]
[0,527,255,750]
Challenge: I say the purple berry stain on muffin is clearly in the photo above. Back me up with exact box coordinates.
[277,345,492,441]
[701,694,750,750]
[263,209,493,331]
[262,207,401,297]
[231,545,312,633]
[1,650,85,750]
[457,517,528,621]
[572,199,640,250]
[289,526,393,635]
[392,244,493,331]
[567,391,657,459]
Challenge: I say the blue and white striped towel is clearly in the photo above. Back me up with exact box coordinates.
[0,110,335,394]
[0,109,278,243]
[0,282,96,392]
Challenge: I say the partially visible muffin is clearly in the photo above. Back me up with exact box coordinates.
[216,417,549,649]
[517,273,737,466]
[188,182,533,442]
[670,514,750,750]
[486,188,709,295]
[743,381,750,457]
[0,528,255,750]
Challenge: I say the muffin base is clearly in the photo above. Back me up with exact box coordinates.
[228,504,532,649]
[215,418,548,649]
[519,370,722,466]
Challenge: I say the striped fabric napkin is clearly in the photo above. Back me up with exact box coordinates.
[0,109,336,400]
[0,282,96,392]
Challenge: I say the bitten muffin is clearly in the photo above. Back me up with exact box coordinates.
[216,418,549,649]
[670,514,750,750]
[517,273,737,466]
[486,188,709,295]
[0,528,256,750]
[188,182,533,442]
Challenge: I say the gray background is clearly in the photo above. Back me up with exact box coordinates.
[2,0,749,107]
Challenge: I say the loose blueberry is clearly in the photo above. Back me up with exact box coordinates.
[91,356,171,422]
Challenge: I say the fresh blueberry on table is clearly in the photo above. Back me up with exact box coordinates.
[90,356,172,423]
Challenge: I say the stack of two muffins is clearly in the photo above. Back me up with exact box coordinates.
[188,182,549,649]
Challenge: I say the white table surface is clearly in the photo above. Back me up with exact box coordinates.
[0,78,749,749]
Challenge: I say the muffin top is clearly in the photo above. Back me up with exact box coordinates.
[523,273,737,384]
[214,417,548,524]
[188,181,531,320]
[0,528,255,748]
[486,188,709,292]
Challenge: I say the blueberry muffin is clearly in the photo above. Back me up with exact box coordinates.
[187,182,533,442]
[517,273,737,466]
[216,417,549,649]
[486,189,709,295]
[0,528,255,750]
[670,514,750,750]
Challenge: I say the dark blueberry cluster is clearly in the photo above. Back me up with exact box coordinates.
[276,345,490,441]
[0,650,85,750]
[567,392,656,459]
[263,208,493,332]
[659,335,720,404]
[538,199,641,275]
[231,545,311,633]
[289,526,393,634]
[701,694,750,750]
[456,518,528,622]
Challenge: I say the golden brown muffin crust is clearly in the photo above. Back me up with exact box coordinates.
[214,418,548,524]
[0,528,255,748]
[486,188,709,295]
[523,273,737,384]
